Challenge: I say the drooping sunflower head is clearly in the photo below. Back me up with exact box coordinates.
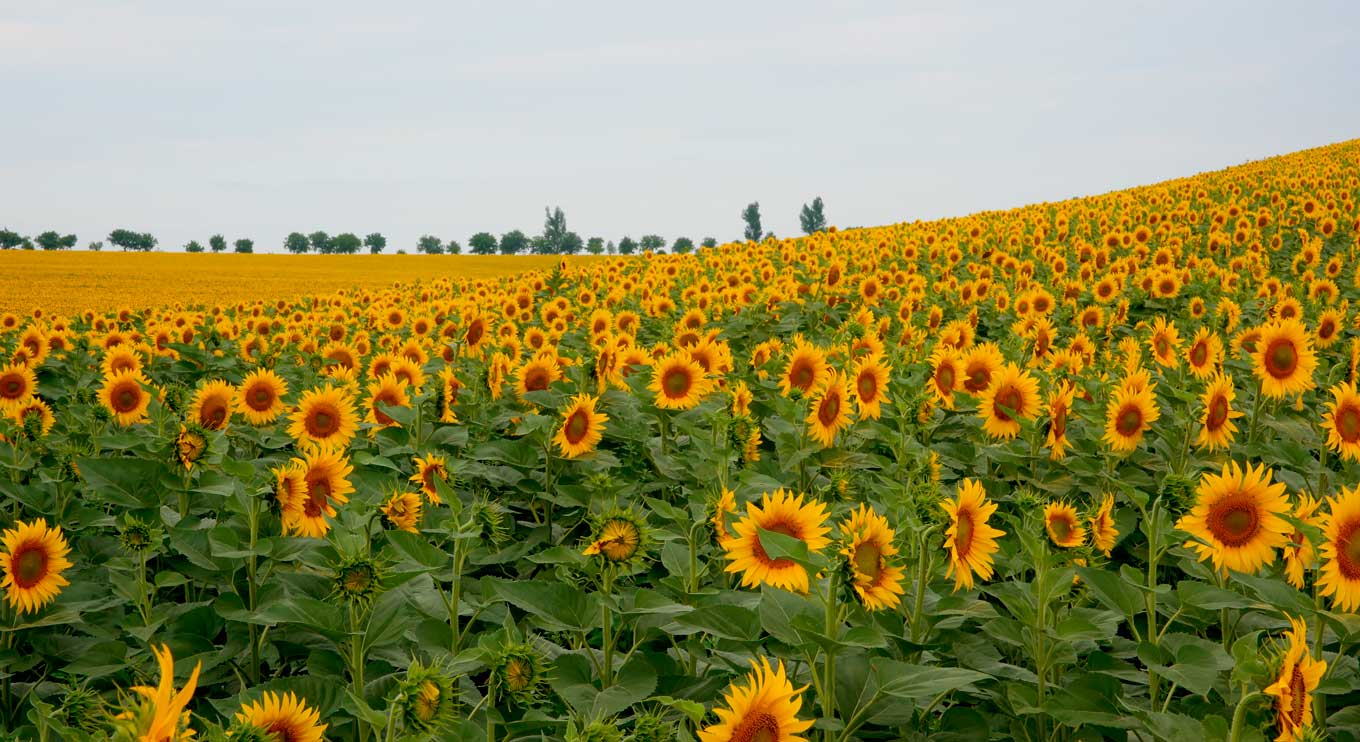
[697,658,813,742]
[235,368,289,425]
[1043,502,1086,548]
[582,508,650,564]
[723,489,831,594]
[382,489,423,533]
[1176,461,1292,575]
[1,518,74,615]
[232,691,327,742]
[174,423,209,471]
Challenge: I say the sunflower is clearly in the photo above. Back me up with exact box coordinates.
[838,505,906,611]
[382,490,423,533]
[1102,383,1159,453]
[1184,326,1223,378]
[1176,462,1292,575]
[779,338,829,397]
[712,489,738,548]
[1,518,73,614]
[0,362,37,412]
[236,368,288,425]
[698,658,813,742]
[11,397,54,437]
[1322,381,1360,462]
[1089,495,1119,556]
[99,369,151,427]
[928,346,962,409]
[234,691,327,742]
[1043,502,1085,548]
[1148,317,1181,368]
[942,479,1006,592]
[288,385,359,450]
[1263,616,1326,742]
[272,464,306,516]
[723,490,830,593]
[284,446,354,538]
[1283,495,1323,590]
[1196,373,1243,451]
[1252,319,1317,399]
[190,379,235,431]
[121,644,200,742]
[515,355,563,400]
[649,351,714,410]
[410,454,450,504]
[977,363,1040,440]
[848,355,890,420]
[806,372,852,448]
[553,393,609,458]
[582,510,647,563]
[1045,381,1076,460]
[436,366,461,423]
[1318,485,1360,611]
[175,424,208,471]
[365,373,411,427]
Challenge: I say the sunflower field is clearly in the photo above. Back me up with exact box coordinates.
[2,140,1360,742]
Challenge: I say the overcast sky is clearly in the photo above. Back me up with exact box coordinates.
[2,1,1357,253]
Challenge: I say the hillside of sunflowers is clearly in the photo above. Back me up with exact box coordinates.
[2,139,1360,741]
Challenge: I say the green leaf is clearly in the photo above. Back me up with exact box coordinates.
[1075,566,1142,617]
[486,577,600,632]
[76,456,167,508]
[670,604,761,641]
[386,529,449,570]
[875,661,990,700]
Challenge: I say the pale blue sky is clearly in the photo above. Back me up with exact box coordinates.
[2,1,1356,253]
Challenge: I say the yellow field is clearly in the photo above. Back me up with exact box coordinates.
[0,251,601,317]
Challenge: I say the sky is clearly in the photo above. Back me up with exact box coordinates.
[2,1,1358,254]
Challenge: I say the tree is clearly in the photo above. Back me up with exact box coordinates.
[537,206,570,254]
[561,231,583,255]
[88,241,103,252]
[365,232,387,254]
[672,236,694,254]
[606,240,617,255]
[308,231,332,254]
[468,232,497,255]
[586,237,605,255]
[640,234,665,252]
[500,229,529,255]
[446,239,462,255]
[184,240,205,253]
[0,229,22,250]
[331,233,362,254]
[109,229,157,252]
[800,196,827,234]
[233,238,254,254]
[284,232,310,254]
[209,234,227,253]
[742,202,763,242]
[417,235,445,255]
[36,231,76,251]
[618,236,637,255]
[701,237,717,248]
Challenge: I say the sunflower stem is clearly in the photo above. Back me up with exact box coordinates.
[246,489,261,685]
[349,602,369,742]
[449,539,465,654]
[1144,497,1161,708]
[1228,690,1264,742]
[1246,385,1265,447]
[822,570,840,742]
[600,566,616,688]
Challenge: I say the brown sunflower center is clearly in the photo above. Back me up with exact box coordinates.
[936,365,956,392]
[1190,341,1208,366]
[305,479,331,518]
[816,391,842,427]
[201,399,228,429]
[12,545,48,589]
[731,711,780,742]
[852,542,882,580]
[1115,405,1144,437]
[1206,395,1230,430]
[372,391,403,425]
[993,386,1022,422]
[306,405,339,438]
[465,321,485,346]
[266,720,303,742]
[1,375,25,399]
[248,385,274,410]
[1206,495,1261,547]
[1050,405,1068,439]
[1049,514,1073,541]
[563,409,591,444]
[857,372,878,401]
[954,511,975,556]
[1336,404,1360,442]
[524,368,550,392]
[662,367,694,398]
[1320,320,1336,339]
[1264,338,1299,379]
[964,366,990,393]
[788,359,816,392]
[113,385,140,413]
[1337,520,1360,580]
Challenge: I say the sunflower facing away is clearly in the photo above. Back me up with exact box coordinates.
[977,363,1040,440]
[1045,381,1076,460]
[1176,461,1292,575]
[1318,484,1360,611]
[1196,373,1244,451]
[1102,382,1160,453]
[410,454,450,504]
[1262,615,1326,742]
[383,490,423,533]
[1,518,73,614]
[1283,495,1323,590]
[806,372,852,448]
[1322,381,1360,462]
[235,368,289,425]
[283,446,355,538]
[1089,495,1119,557]
[942,479,1006,592]
[234,691,327,742]
[553,393,609,458]
[723,489,830,593]
[288,384,359,450]
[838,505,906,611]
[649,351,714,410]
[1044,502,1085,548]
[1251,319,1317,399]
[99,369,151,427]
[190,379,235,431]
[698,658,813,742]
[121,644,200,742]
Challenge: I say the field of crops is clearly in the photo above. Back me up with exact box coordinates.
[0,253,587,318]
[2,140,1360,741]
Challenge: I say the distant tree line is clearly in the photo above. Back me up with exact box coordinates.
[0,199,827,255]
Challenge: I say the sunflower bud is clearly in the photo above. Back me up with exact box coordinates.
[398,659,457,733]
[332,556,384,606]
[118,516,159,554]
[628,711,675,742]
[472,499,510,547]
[1159,473,1197,514]
[581,508,650,565]
[175,424,208,471]
[491,641,548,707]
[58,683,106,734]
[567,719,624,742]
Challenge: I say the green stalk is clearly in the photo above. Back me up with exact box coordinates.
[601,567,616,688]
[1228,690,1264,742]
[449,539,466,654]
[246,492,261,685]
[1145,499,1162,708]
[1246,386,1265,446]
[1033,550,1048,742]
[349,602,369,742]
[822,571,840,742]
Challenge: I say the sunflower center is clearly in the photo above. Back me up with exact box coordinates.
[937,365,956,391]
[506,659,531,691]
[1337,404,1360,442]
[1154,338,1169,356]
[1207,495,1260,547]
[789,360,815,391]
[114,386,140,412]
[1115,405,1143,437]
[249,386,273,410]
[1337,520,1360,580]
[373,391,402,425]
[852,543,882,580]
[202,400,228,429]
[524,369,550,392]
[307,406,339,437]
[964,367,989,393]
[816,391,842,427]
[1050,515,1074,541]
[857,373,878,401]
[12,545,48,589]
[1050,405,1068,439]
[466,321,485,345]
[663,367,693,397]
[1264,338,1299,378]
[563,409,590,444]
[954,512,975,556]
[305,479,331,518]
[993,386,1022,422]
[1320,320,1336,339]
[731,711,780,742]
[0,377,22,399]
[1206,396,1230,430]
[267,720,303,742]
[1190,341,1208,366]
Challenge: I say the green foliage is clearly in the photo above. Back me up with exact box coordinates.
[468,231,498,254]
[284,232,310,254]
[742,201,762,241]
[800,195,827,234]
